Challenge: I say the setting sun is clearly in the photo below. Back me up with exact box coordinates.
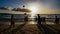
[28,6,38,13]
[28,6,37,18]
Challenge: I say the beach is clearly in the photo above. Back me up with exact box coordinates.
[0,21,60,34]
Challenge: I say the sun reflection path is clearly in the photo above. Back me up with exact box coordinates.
[29,6,38,24]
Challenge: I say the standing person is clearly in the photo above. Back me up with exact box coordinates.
[24,13,28,23]
[11,14,15,27]
[37,14,42,25]
[55,16,59,24]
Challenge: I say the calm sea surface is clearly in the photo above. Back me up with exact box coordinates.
[0,14,60,22]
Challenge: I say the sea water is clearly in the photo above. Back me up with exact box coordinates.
[0,14,60,22]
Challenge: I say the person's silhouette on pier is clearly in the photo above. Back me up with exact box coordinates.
[55,16,59,24]
[37,14,42,25]
[24,13,28,22]
[11,15,15,27]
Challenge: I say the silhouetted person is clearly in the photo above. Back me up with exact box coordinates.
[37,14,42,25]
[37,14,42,32]
[24,13,28,22]
[11,15,15,27]
[55,16,59,24]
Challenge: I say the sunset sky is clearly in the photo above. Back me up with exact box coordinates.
[0,0,60,14]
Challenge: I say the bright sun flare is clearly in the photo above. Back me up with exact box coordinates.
[27,5,38,20]
[28,6,37,12]
[27,6,38,18]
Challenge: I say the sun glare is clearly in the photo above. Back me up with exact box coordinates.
[28,6,37,19]
[28,6,38,12]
